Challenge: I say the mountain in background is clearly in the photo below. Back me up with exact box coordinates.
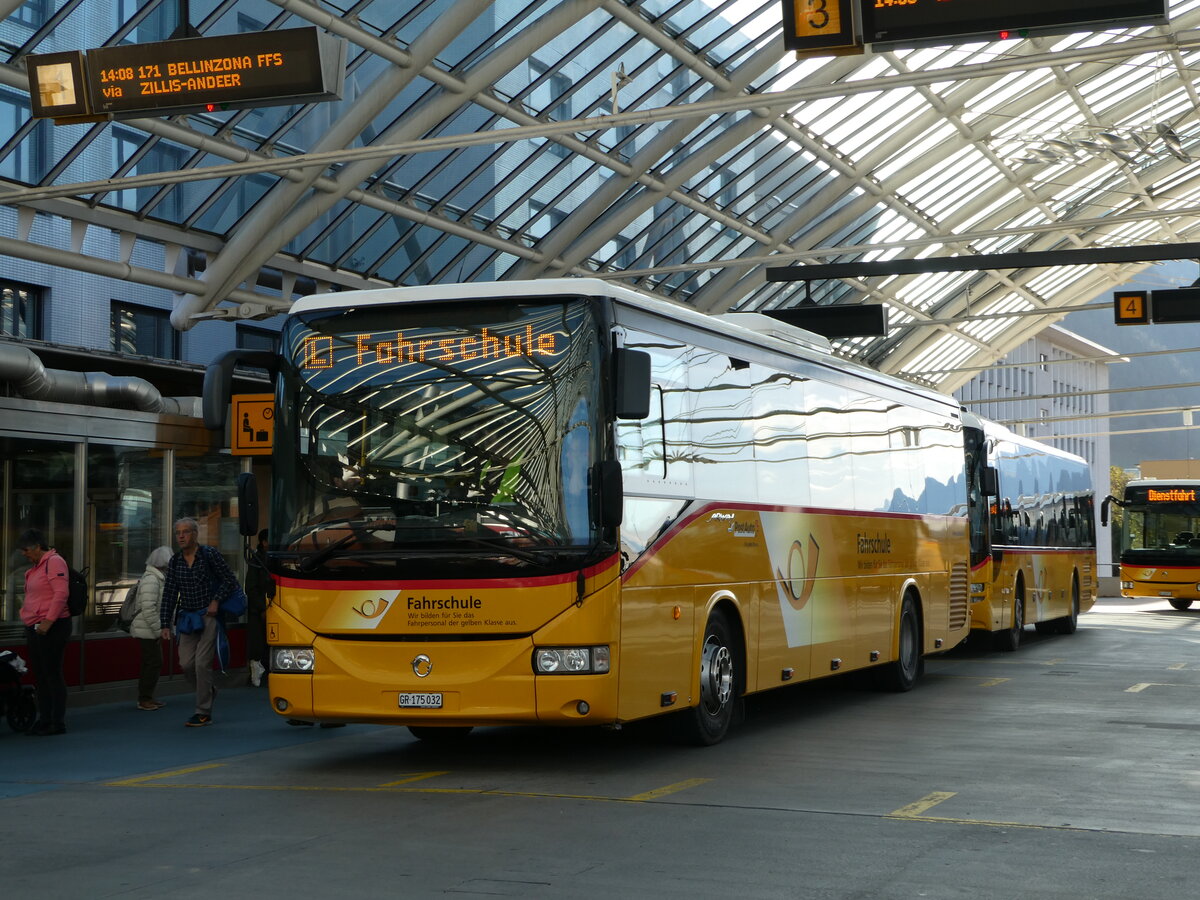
[1062,261,1200,469]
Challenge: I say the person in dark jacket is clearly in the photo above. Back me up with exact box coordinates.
[244,529,274,686]
[18,529,72,736]
[159,517,239,727]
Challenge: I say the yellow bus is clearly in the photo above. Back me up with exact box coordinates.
[1103,479,1200,609]
[206,279,980,744]
[965,416,1097,650]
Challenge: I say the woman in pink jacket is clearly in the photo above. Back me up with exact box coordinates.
[18,529,71,736]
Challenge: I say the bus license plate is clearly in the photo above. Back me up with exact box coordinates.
[1159,591,1174,598]
[399,692,442,709]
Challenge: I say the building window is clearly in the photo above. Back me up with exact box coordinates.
[112,126,187,220]
[0,280,43,339]
[0,90,51,184]
[236,325,279,378]
[530,60,572,159]
[11,0,50,28]
[236,325,279,354]
[111,302,180,360]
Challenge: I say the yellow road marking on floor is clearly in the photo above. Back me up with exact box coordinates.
[888,792,957,818]
[1125,682,1185,692]
[626,778,711,801]
[932,675,1010,686]
[107,764,225,786]
[103,769,708,802]
[894,814,1049,831]
[1168,663,1188,670]
[123,783,487,794]
[379,771,448,787]
[105,780,682,802]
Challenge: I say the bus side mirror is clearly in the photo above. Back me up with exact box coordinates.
[595,460,623,530]
[237,472,260,537]
[1101,495,1113,528]
[614,349,651,420]
[202,349,278,430]
[981,466,998,497]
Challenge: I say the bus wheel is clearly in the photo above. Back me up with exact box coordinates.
[874,594,921,692]
[408,726,473,742]
[1169,599,1194,611]
[680,610,738,746]
[994,583,1024,652]
[1053,577,1081,635]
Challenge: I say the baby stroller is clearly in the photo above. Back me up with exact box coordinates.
[0,650,36,733]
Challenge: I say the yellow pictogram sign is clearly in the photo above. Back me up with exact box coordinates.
[1113,290,1149,325]
[231,393,274,456]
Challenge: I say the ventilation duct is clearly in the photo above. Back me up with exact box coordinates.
[0,342,199,417]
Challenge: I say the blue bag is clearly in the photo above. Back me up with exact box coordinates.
[201,546,246,618]
[213,619,230,673]
[221,585,247,618]
[176,609,206,635]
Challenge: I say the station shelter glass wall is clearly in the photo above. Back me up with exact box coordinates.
[0,398,267,689]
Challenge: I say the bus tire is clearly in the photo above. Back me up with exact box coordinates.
[1169,599,1194,611]
[874,593,921,692]
[994,580,1024,652]
[1052,576,1080,635]
[679,609,739,746]
[408,725,473,742]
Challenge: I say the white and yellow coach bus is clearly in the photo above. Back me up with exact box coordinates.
[964,418,1096,651]
[1104,479,1200,609]
[205,279,981,744]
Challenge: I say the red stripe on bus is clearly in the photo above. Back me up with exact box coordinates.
[276,553,620,592]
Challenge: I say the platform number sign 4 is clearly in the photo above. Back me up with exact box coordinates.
[1113,291,1149,326]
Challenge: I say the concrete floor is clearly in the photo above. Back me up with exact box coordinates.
[3,594,1200,899]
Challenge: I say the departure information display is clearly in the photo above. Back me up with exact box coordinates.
[26,27,345,120]
[862,0,1168,47]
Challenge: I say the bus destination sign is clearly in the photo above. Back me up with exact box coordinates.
[300,327,562,372]
[26,27,345,120]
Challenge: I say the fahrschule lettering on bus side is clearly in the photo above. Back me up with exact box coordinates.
[406,595,483,610]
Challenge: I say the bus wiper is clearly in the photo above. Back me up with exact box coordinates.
[296,521,395,572]
[454,534,563,565]
[299,532,357,572]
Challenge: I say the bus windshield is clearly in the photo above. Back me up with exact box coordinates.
[1120,485,1200,559]
[271,298,603,578]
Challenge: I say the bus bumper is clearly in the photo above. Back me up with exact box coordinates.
[267,622,619,727]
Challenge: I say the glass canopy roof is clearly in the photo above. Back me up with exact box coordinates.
[3,0,1200,393]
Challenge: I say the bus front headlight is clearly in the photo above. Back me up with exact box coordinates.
[533,645,610,674]
[272,647,315,673]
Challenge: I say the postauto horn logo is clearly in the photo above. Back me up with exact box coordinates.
[352,597,390,619]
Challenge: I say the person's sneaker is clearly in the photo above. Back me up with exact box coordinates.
[137,700,159,711]
[185,714,212,727]
[249,660,264,687]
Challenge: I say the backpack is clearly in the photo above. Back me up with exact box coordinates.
[66,566,89,617]
[115,577,140,631]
